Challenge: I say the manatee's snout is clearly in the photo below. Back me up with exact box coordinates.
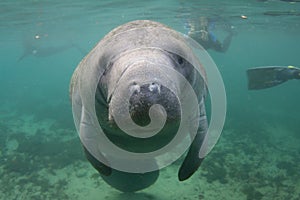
[129,82,161,126]
[128,82,180,127]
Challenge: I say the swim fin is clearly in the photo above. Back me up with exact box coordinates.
[247,66,300,90]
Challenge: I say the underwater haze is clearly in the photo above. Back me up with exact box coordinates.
[1,0,300,199]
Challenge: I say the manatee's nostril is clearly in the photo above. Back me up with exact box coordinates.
[128,83,180,127]
[149,83,160,93]
[129,83,160,127]
[130,84,140,95]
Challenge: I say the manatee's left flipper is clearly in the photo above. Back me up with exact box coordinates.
[178,98,208,181]
[83,146,112,176]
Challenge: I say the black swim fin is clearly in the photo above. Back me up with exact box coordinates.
[247,66,300,90]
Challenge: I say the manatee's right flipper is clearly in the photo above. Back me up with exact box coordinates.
[178,98,208,181]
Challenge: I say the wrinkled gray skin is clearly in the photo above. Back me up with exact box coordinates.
[70,20,208,192]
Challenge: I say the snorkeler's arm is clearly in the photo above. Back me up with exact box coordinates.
[211,40,223,52]
[211,33,233,52]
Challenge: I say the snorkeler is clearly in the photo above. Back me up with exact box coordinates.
[187,17,234,52]
[247,65,300,90]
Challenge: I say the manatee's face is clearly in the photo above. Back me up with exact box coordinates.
[95,48,196,152]
[125,53,195,128]
[109,54,180,122]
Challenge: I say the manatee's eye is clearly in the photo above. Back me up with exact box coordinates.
[177,56,184,65]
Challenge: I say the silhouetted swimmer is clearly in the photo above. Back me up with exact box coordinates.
[18,36,86,61]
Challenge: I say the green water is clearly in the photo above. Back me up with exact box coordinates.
[1,0,300,199]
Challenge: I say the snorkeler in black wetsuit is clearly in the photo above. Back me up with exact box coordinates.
[187,17,234,52]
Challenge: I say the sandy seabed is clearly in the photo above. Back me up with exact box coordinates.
[1,107,300,200]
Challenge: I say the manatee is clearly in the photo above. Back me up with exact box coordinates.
[70,20,209,192]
